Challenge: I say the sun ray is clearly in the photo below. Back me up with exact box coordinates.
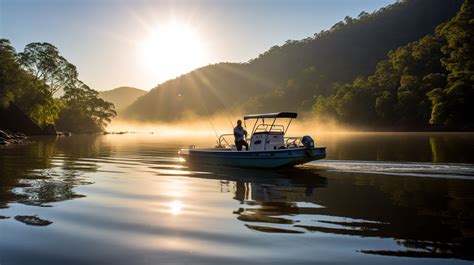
[141,20,208,83]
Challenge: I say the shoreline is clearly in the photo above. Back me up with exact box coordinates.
[0,130,29,145]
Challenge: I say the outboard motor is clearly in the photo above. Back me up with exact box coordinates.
[302,135,314,149]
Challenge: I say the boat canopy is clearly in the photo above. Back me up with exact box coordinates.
[243,112,297,120]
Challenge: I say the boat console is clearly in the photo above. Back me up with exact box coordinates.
[249,131,285,151]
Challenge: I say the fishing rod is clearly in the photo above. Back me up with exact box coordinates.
[208,119,220,145]
[198,97,225,147]
[225,110,234,130]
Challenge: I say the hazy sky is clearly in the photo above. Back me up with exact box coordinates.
[1,0,394,91]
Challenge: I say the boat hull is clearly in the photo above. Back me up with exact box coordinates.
[180,147,326,168]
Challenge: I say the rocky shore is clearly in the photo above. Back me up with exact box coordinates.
[1,102,69,146]
[0,130,29,145]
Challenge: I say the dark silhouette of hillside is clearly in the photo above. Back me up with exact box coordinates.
[124,0,463,122]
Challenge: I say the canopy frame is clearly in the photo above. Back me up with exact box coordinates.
[244,112,297,136]
[244,112,297,120]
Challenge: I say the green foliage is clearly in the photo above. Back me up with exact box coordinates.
[0,39,24,108]
[313,0,474,130]
[19,42,78,96]
[56,82,116,132]
[431,0,474,128]
[0,40,116,132]
[0,39,56,126]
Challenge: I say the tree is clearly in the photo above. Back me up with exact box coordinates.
[312,0,473,130]
[429,0,474,128]
[0,39,57,126]
[0,39,21,108]
[375,91,397,121]
[1,39,116,131]
[358,11,370,19]
[19,42,78,97]
[56,81,116,132]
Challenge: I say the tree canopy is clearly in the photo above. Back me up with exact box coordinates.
[0,40,116,132]
[19,42,78,96]
[313,0,474,130]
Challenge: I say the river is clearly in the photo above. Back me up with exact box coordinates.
[0,132,473,264]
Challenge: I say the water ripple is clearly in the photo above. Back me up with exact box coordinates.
[306,160,474,179]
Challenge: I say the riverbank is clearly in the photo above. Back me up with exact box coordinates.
[0,130,29,145]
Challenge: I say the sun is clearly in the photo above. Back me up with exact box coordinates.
[141,22,208,82]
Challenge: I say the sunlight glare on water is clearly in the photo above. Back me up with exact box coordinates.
[0,133,473,265]
[168,200,183,215]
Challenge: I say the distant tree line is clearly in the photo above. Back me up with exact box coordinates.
[313,0,473,130]
[0,40,116,132]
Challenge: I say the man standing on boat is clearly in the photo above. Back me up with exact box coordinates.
[234,120,249,151]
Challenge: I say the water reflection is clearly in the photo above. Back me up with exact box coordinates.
[168,200,184,215]
[319,132,474,163]
[186,164,474,260]
[0,135,101,216]
[14,215,53,226]
[0,133,472,264]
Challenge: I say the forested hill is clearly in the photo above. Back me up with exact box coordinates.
[99,87,146,114]
[314,0,474,130]
[124,0,463,121]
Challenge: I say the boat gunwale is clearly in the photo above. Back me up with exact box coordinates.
[184,153,326,159]
[185,146,326,154]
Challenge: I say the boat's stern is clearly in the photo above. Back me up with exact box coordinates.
[307,146,326,161]
[301,135,326,161]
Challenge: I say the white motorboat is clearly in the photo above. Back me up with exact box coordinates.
[179,112,326,168]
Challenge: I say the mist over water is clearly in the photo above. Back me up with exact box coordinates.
[106,114,355,139]
[108,118,474,163]
[108,118,474,179]
[0,132,473,264]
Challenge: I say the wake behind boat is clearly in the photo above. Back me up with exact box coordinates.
[179,112,326,168]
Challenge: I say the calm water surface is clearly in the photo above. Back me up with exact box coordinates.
[0,133,473,264]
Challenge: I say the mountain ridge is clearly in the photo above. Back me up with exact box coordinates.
[99,86,147,114]
[124,0,463,121]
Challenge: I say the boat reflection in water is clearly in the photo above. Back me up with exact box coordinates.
[187,164,474,260]
[1,134,473,264]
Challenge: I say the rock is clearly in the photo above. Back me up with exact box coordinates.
[13,132,27,139]
[42,124,57,135]
[0,103,42,135]
[0,129,12,139]
[0,129,29,145]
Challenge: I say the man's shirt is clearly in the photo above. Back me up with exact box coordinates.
[234,126,246,141]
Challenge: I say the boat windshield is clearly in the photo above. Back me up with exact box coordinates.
[246,116,295,136]
[253,123,285,133]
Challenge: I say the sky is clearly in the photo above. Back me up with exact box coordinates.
[1,0,394,91]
